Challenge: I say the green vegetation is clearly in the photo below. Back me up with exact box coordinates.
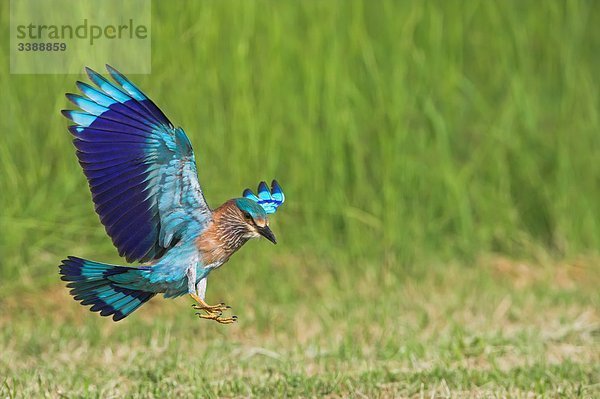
[2,260,599,397]
[1,0,598,397]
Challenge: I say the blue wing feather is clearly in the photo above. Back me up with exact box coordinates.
[85,67,133,104]
[69,125,150,140]
[92,178,151,205]
[91,172,153,198]
[63,65,210,263]
[76,81,117,107]
[105,64,172,127]
[73,129,151,144]
[66,94,109,115]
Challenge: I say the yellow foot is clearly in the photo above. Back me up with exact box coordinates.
[196,311,238,324]
[191,302,230,313]
[190,294,237,324]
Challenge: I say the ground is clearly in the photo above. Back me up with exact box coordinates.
[1,256,598,398]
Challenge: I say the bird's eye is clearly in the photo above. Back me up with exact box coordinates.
[243,212,252,220]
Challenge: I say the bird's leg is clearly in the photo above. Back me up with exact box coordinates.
[189,276,230,312]
[187,271,236,323]
[190,293,230,313]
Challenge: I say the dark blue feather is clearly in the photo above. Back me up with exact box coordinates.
[104,205,155,240]
[73,130,152,145]
[112,226,157,257]
[75,151,145,165]
[73,139,146,159]
[92,177,152,206]
[72,116,153,137]
[110,213,157,245]
[59,257,155,321]
[79,159,146,175]
[94,107,160,131]
[95,185,154,219]
[86,162,150,181]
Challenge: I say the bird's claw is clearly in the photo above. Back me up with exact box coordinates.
[191,300,236,324]
[195,311,238,324]
[191,302,230,313]
[190,295,236,324]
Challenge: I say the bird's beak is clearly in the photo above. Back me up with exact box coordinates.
[258,226,277,244]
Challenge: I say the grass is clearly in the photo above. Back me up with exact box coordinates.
[0,0,599,397]
[1,257,599,397]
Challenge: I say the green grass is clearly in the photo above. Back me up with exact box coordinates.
[0,0,599,397]
[1,259,599,397]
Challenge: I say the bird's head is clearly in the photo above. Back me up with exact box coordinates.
[231,198,277,244]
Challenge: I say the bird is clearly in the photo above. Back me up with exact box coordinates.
[58,65,285,324]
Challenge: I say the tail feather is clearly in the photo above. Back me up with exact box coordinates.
[59,256,155,321]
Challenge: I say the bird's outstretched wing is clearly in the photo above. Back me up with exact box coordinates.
[243,180,285,214]
[62,65,210,263]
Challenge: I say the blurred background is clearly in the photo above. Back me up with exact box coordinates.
[1,1,598,397]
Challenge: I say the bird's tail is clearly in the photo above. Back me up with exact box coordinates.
[59,256,156,321]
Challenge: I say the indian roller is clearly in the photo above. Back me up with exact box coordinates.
[59,65,285,324]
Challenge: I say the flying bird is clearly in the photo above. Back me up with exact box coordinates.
[59,65,285,324]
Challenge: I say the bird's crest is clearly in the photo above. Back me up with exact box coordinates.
[243,180,285,215]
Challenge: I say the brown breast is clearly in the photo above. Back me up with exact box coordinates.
[195,201,243,265]
[196,221,227,265]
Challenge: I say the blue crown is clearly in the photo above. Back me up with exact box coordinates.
[243,180,285,215]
